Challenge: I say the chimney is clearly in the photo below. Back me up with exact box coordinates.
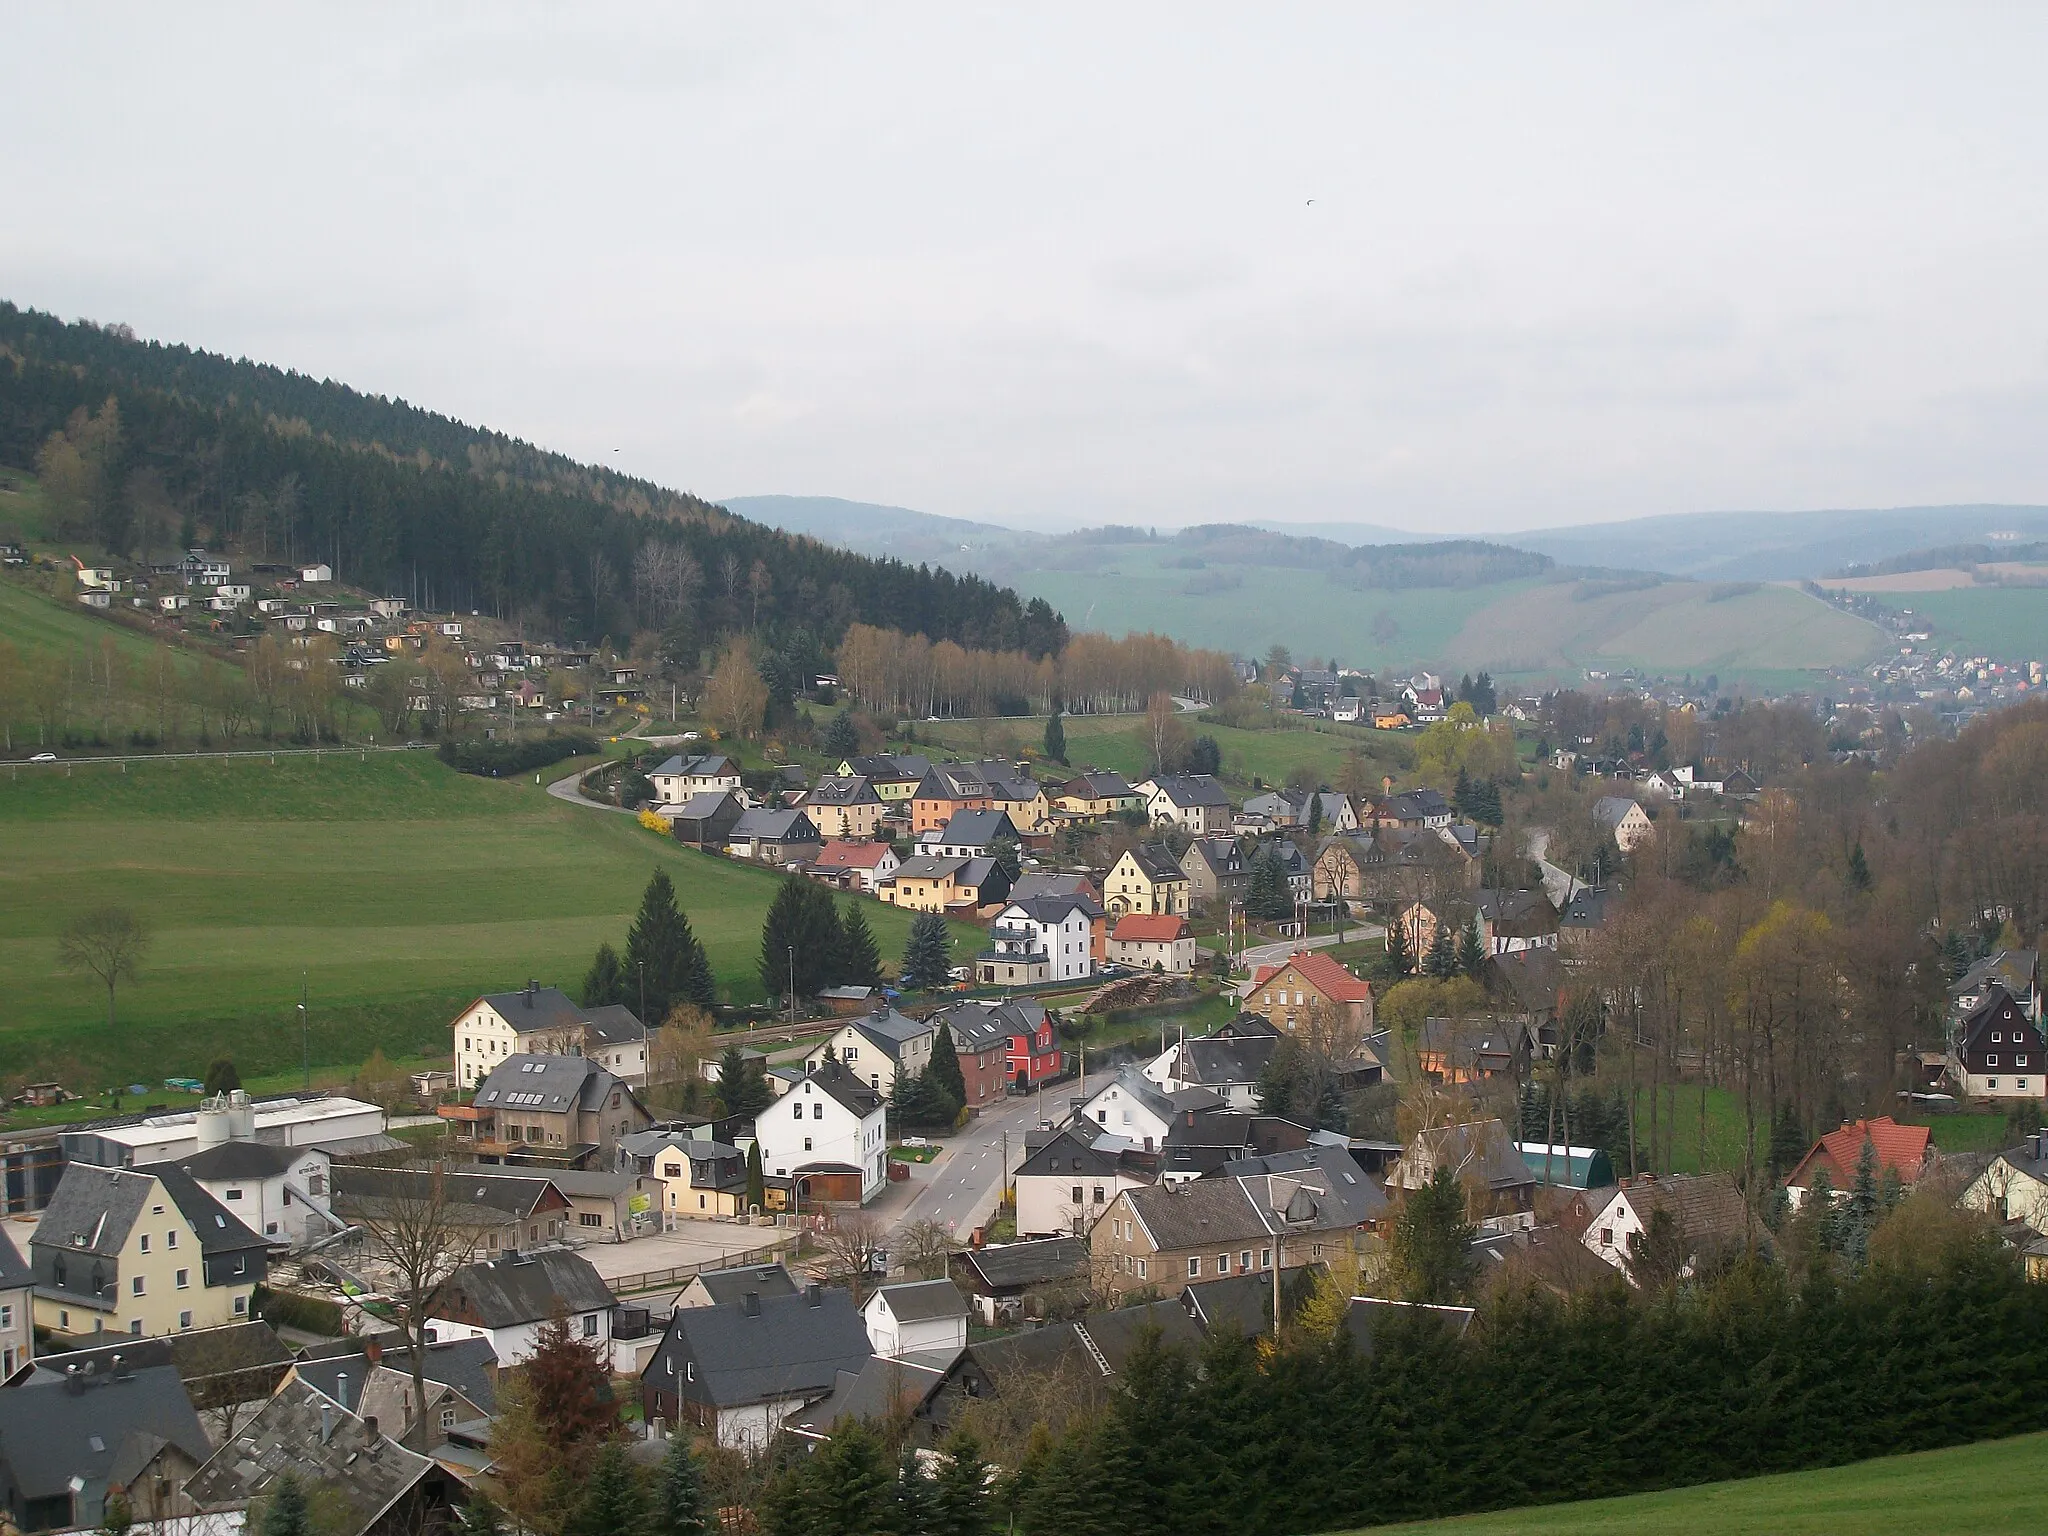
[320,1403,335,1445]
[364,1336,382,1364]
[336,1371,348,1409]
[743,1292,761,1318]
[364,1416,380,1447]
[806,1284,823,1308]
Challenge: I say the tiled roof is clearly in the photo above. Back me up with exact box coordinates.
[1784,1116,1933,1190]
[872,1278,968,1322]
[1112,913,1189,943]
[731,808,820,841]
[1612,1172,1751,1249]
[432,1248,616,1328]
[581,1003,647,1046]
[1249,951,1373,1004]
[477,985,585,1034]
[647,1286,870,1409]
[806,775,882,806]
[953,1236,1089,1291]
[815,840,895,870]
[1148,774,1231,807]
[1125,843,1190,883]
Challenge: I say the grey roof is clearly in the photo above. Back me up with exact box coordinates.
[1124,1178,1282,1251]
[1219,1143,1389,1228]
[796,1057,887,1119]
[148,1163,269,1257]
[478,985,585,1034]
[0,1226,28,1290]
[688,1262,800,1306]
[1476,887,1559,926]
[1127,842,1189,882]
[475,1052,629,1115]
[785,1351,953,1438]
[1560,884,1624,930]
[1592,795,1642,827]
[185,1377,438,1528]
[1008,873,1097,903]
[0,1363,210,1507]
[846,1007,936,1056]
[1169,1030,1279,1089]
[1391,1120,1537,1195]
[807,774,882,806]
[170,1140,303,1182]
[33,1164,155,1259]
[1090,1063,1179,1126]
[1017,1126,1130,1181]
[1183,835,1248,877]
[953,1236,1090,1292]
[440,1162,635,1200]
[581,1003,647,1046]
[1952,948,2039,999]
[1613,1172,1751,1249]
[1072,1297,1205,1369]
[730,808,820,841]
[955,856,1006,893]
[432,1248,616,1328]
[872,1278,967,1323]
[35,1320,291,1397]
[924,1001,1009,1053]
[648,1286,871,1408]
[651,753,737,778]
[1384,787,1451,819]
[1003,891,1101,924]
[332,1165,559,1220]
[294,1336,499,1416]
[934,808,1017,845]
[843,754,930,782]
[1148,774,1231,807]
[1343,1298,1475,1358]
[671,788,745,821]
[888,854,971,882]
[1060,770,1136,798]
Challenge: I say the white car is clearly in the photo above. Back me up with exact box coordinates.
[29,752,57,762]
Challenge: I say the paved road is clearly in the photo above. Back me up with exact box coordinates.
[885,1091,1054,1241]
[546,763,634,811]
[1233,924,1383,997]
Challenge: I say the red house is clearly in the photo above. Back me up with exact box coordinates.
[1782,1116,1933,1207]
[926,998,1063,1102]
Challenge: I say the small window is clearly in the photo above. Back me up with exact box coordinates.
[234,1295,248,1316]
[1189,1257,1201,1278]
[1600,1227,1614,1246]
[179,1311,193,1330]
[226,1188,243,1200]
[139,1235,150,1254]
[1989,1056,2000,1067]
[583,1314,599,1337]
[132,1276,146,1296]
[805,1138,814,1152]
[167,1232,177,1249]
[1072,1186,1083,1204]
[1241,1250,1253,1271]
[440,1407,458,1429]
[813,1103,824,1120]
[176,1269,189,1289]
[130,1319,144,1336]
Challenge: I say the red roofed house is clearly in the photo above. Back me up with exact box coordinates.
[812,839,901,894]
[1782,1116,1933,1208]
[1106,914,1198,974]
[1247,951,1375,1035]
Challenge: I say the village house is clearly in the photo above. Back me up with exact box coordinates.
[580,1002,651,1087]
[649,753,743,805]
[164,1138,334,1246]
[1107,912,1198,973]
[920,806,1020,859]
[441,1053,652,1170]
[1367,787,1454,829]
[449,982,591,1092]
[623,1130,751,1222]
[948,1236,1091,1326]
[803,1006,937,1095]
[289,1333,499,1454]
[1313,825,1482,906]
[1387,1120,1538,1232]
[1104,842,1191,919]
[1592,795,1656,852]
[1142,1013,1284,1111]
[29,1163,267,1343]
[912,761,1050,835]
[0,1241,29,1378]
[925,999,1055,1102]
[641,1283,871,1449]
[1180,834,1250,913]
[1245,950,1376,1035]
[1053,769,1142,820]
[880,853,1011,914]
[426,1247,620,1367]
[979,892,1098,986]
[331,1165,570,1254]
[725,807,823,865]
[1138,774,1233,835]
[1415,1018,1522,1085]
[1782,1117,1934,1207]
[1091,1168,1370,1301]
[676,1261,802,1310]
[1960,1129,2048,1234]
[1075,1065,1199,1154]
[753,1059,890,1205]
[1558,884,1624,953]
[1014,1123,1152,1238]
[1475,888,1561,955]
[1580,1172,1751,1280]
[862,1278,969,1359]
[811,838,901,892]
[0,1362,211,1532]
[837,753,931,803]
[1949,982,2047,1100]
[800,775,888,839]
[665,788,748,849]
[1949,950,2041,1034]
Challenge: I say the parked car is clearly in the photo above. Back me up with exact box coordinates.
[29,752,57,762]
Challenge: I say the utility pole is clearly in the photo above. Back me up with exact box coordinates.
[299,971,309,1091]
[789,947,797,1030]
[1000,1128,1009,1216]
[638,961,646,1025]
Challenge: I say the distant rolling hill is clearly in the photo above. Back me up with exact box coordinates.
[716,494,1038,567]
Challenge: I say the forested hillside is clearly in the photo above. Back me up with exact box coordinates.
[0,303,1066,660]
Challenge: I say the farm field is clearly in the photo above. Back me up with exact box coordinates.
[1890,585,2048,661]
[0,752,980,1091]
[1340,1431,2048,1536]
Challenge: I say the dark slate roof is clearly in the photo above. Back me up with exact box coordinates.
[799,1057,888,1119]
[36,1320,291,1392]
[890,854,972,882]
[478,985,585,1034]
[786,1352,955,1439]
[1183,836,1247,878]
[1170,1031,1279,1088]
[0,1363,209,1505]
[475,1052,627,1115]
[1560,884,1623,930]
[1004,892,1101,925]
[33,1164,154,1259]
[651,753,737,778]
[731,808,820,841]
[872,1279,967,1323]
[0,1227,28,1290]
[924,1001,1008,1053]
[1476,887,1559,927]
[1392,1120,1537,1195]
[1343,1297,1475,1358]
[1486,947,1564,1015]
[648,1287,871,1408]
[1126,1179,1281,1250]
[1017,1127,1129,1181]
[432,1248,615,1328]
[1127,842,1189,883]
[1220,1143,1389,1228]
[185,1377,437,1525]
[169,1140,302,1182]
[846,1008,936,1056]
[332,1164,558,1220]
[1007,873,1097,904]
[936,808,1018,845]
[1148,775,1231,807]
[953,1237,1090,1292]
[1060,770,1136,798]
[688,1263,800,1306]
[671,789,745,821]
[149,1162,269,1257]
[955,856,1006,893]
[1952,948,2039,999]
[1074,1297,1205,1370]
[581,1003,647,1045]
[843,754,930,782]
[807,775,882,806]
[294,1336,499,1416]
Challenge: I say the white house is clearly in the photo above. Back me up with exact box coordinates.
[298,563,333,583]
[1960,1132,2048,1235]
[450,983,596,1091]
[157,594,188,613]
[650,753,743,806]
[167,1141,334,1247]
[1106,913,1198,973]
[1013,1124,1151,1238]
[1579,1173,1749,1281]
[426,1248,624,1368]
[1075,1065,1183,1154]
[979,893,1096,987]
[1137,775,1233,835]
[861,1278,969,1358]
[802,1008,935,1096]
[1141,1015,1282,1112]
[641,1286,870,1450]
[1592,796,1655,853]
[752,1060,890,1204]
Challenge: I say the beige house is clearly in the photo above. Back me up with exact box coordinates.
[0,1234,32,1378]
[30,1165,265,1342]
[802,776,888,839]
[1053,770,1142,820]
[1104,843,1191,919]
[451,983,591,1091]
[1593,795,1655,852]
[1106,914,1199,973]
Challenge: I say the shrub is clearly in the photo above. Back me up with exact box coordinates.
[437,733,596,777]
[636,807,670,834]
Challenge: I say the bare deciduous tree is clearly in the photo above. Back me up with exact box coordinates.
[815,1211,887,1302]
[57,905,150,1037]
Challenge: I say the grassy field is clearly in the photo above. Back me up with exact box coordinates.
[0,751,982,1093]
[1619,1083,2008,1177]
[1338,1431,2048,1535]
[1892,586,2048,661]
[914,709,1412,788]
[0,469,47,541]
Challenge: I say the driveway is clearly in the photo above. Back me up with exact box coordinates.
[547,763,632,812]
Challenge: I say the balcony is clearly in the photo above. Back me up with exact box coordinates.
[978,947,1048,963]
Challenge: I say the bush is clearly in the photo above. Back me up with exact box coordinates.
[636,807,671,834]
[437,733,596,777]
[254,1286,345,1337]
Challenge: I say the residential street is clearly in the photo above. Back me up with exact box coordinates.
[1234,924,1383,997]
[878,1088,1061,1242]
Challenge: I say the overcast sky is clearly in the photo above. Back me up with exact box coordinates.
[6,6,2047,533]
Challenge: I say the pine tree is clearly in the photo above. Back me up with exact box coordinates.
[99,1491,133,1536]
[894,1068,959,1129]
[886,1443,935,1536]
[1807,1166,1840,1254]
[928,1431,995,1536]
[1942,930,1972,982]
[929,1022,967,1104]
[625,870,709,1022]
[1453,765,1474,818]
[1847,841,1872,891]
[1044,710,1067,765]
[259,1474,311,1536]
[746,1141,766,1212]
[1844,1136,1881,1270]
[1392,1166,1478,1303]
[718,1045,772,1116]
[764,1417,892,1535]
[646,1434,707,1536]
[568,1441,645,1536]
[1456,917,1485,976]
[1768,1100,1808,1179]
[824,711,860,760]
[838,900,883,988]
[1245,847,1294,922]
[203,1057,241,1095]
[1382,918,1413,979]
[1423,923,1458,979]
[989,830,1022,882]
[582,941,624,1008]
[1305,793,1323,837]
[903,911,951,989]
[759,874,839,1000]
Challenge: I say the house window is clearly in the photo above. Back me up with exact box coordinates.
[1990,1079,2001,1090]
[441,1407,458,1429]
[179,1310,193,1330]
[1241,1250,1253,1271]
[1189,1257,1201,1278]
[232,1295,247,1316]
[226,1188,243,1200]
[139,1235,150,1254]
[166,1231,176,1249]
[1600,1227,1614,1246]
[177,1269,189,1289]
[1072,1186,1083,1204]
[583,1315,599,1337]
[132,1276,146,1296]
[805,1138,814,1152]
[2021,1080,2032,1091]
[793,1104,804,1119]
[130,1319,144,1336]
[1093,1186,1105,1204]
[1137,1259,1147,1279]
[813,1104,824,1120]
[580,1213,603,1227]
[1989,1056,1999,1067]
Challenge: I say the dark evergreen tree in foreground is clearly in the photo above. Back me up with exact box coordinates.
[746,1141,766,1210]
[1456,917,1486,977]
[625,870,714,1019]
[903,912,952,988]
[204,1057,241,1095]
[1392,1165,1478,1303]
[1422,922,1459,978]
[718,1044,772,1117]
[837,899,884,988]
[762,1416,893,1535]
[824,711,861,760]
[568,1442,644,1536]
[929,1022,967,1105]
[581,941,624,1008]
[1245,847,1294,922]
[1043,710,1067,765]
[1380,916,1413,978]
[759,874,842,1001]
[258,1474,310,1536]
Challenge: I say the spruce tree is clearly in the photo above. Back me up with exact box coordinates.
[1844,1136,1880,1270]
[99,1492,133,1536]
[838,899,883,988]
[1392,1166,1479,1303]
[677,917,717,1011]
[1423,923,1458,979]
[1847,841,1872,891]
[649,1434,709,1536]
[1043,710,1067,765]
[1245,847,1294,922]
[929,1022,967,1104]
[1768,1101,1808,1178]
[1382,918,1413,979]
[746,1141,766,1211]
[886,1443,935,1536]
[260,1474,312,1536]
[1305,793,1323,837]
[568,1442,645,1536]
[988,830,1022,882]
[716,1044,772,1116]
[625,870,696,1022]
[903,911,951,989]
[1456,917,1485,976]
[759,874,839,1001]
[928,1431,995,1536]
[824,710,860,761]
[582,942,624,1008]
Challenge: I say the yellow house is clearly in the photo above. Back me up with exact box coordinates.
[642,1134,750,1222]
[880,854,978,914]
[1105,844,1190,919]
[802,776,888,840]
[837,754,931,803]
[30,1165,265,1343]
[1053,770,1142,820]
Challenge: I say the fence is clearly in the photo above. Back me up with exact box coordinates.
[606,1235,802,1297]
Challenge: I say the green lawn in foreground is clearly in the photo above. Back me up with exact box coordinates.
[1339,1431,2048,1535]
[0,751,981,1091]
